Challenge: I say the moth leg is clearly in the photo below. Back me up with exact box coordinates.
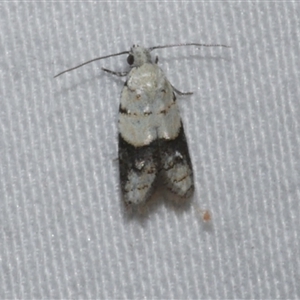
[159,126,194,198]
[119,135,159,206]
[102,67,128,77]
[171,84,193,96]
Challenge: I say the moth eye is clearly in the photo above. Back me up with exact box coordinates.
[127,54,134,65]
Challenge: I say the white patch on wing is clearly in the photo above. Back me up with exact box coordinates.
[162,151,194,198]
[119,63,181,147]
[124,158,157,205]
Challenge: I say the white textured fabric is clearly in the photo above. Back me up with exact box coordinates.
[1,2,299,299]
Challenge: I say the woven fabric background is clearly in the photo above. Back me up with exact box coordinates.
[1,1,299,299]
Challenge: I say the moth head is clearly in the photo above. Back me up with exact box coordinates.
[127,45,152,67]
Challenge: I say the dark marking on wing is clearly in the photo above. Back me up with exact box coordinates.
[159,101,175,115]
[119,105,128,114]
[119,105,153,116]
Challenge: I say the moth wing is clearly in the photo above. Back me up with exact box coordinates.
[119,135,159,206]
[159,125,194,198]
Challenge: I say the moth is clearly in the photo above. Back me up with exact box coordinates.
[54,43,229,206]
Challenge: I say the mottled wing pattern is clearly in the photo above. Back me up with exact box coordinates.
[159,123,194,198]
[118,134,159,205]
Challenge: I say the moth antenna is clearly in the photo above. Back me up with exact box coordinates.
[54,50,129,78]
[149,42,230,51]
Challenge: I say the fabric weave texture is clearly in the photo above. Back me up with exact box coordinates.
[0,2,299,299]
